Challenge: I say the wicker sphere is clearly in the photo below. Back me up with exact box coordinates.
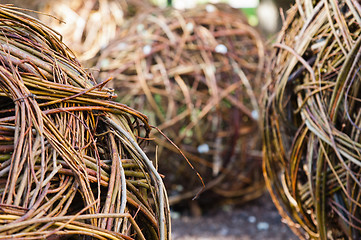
[0,5,169,239]
[263,0,361,239]
[94,5,266,206]
[38,0,155,62]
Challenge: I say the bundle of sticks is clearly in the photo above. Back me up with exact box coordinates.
[0,5,169,239]
[93,4,266,206]
[38,0,155,61]
[263,0,361,238]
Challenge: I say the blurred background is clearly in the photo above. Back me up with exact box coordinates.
[1,0,293,35]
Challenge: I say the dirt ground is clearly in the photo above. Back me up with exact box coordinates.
[171,193,298,240]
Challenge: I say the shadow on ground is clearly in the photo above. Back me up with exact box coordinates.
[171,193,297,240]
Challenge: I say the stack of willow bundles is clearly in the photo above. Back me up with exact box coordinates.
[94,5,266,206]
[0,5,169,239]
[263,0,361,239]
[38,0,155,62]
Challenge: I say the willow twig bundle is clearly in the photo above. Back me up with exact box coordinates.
[263,0,361,239]
[0,4,169,239]
[38,0,155,62]
[94,4,266,206]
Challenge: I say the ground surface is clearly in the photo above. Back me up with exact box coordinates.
[171,193,298,240]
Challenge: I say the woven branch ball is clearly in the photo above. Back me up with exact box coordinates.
[0,5,169,239]
[38,0,155,62]
[94,4,266,206]
[263,0,361,239]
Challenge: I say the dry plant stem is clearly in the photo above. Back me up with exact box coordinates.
[0,213,145,240]
[109,132,127,215]
[107,118,167,240]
